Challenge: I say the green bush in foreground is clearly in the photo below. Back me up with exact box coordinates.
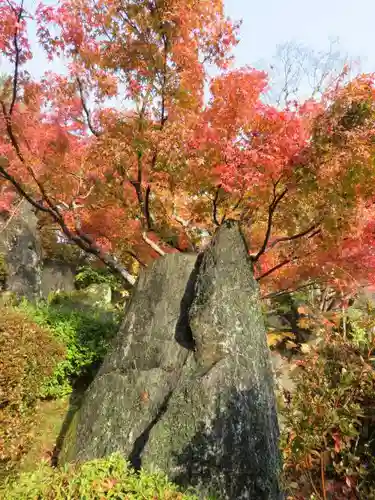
[16,300,121,398]
[0,307,64,477]
[1,454,198,499]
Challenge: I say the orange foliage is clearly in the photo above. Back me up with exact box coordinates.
[1,1,375,294]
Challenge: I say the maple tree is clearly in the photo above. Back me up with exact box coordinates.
[1,0,375,297]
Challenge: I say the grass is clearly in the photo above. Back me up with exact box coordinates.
[19,398,69,474]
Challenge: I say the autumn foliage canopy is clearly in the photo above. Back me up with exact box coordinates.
[1,0,375,295]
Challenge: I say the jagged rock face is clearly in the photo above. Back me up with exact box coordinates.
[60,252,198,464]
[142,221,282,499]
[62,221,282,499]
[0,201,42,302]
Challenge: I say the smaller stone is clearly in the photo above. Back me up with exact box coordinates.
[83,283,112,306]
[41,259,75,298]
[51,283,112,309]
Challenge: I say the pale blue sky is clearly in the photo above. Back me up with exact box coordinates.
[228,0,374,72]
[1,0,375,82]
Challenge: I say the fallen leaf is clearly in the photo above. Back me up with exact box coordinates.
[300,343,311,354]
[285,340,298,350]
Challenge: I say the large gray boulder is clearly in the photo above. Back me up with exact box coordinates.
[60,252,198,464]
[0,201,42,302]
[61,221,282,499]
[142,221,282,498]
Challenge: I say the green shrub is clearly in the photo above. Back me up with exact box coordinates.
[75,265,131,309]
[346,303,375,350]
[17,300,121,398]
[281,327,375,499]
[75,265,123,291]
[0,308,64,476]
[1,453,198,499]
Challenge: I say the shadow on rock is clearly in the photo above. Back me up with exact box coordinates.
[51,387,86,467]
[174,253,202,351]
[172,388,282,500]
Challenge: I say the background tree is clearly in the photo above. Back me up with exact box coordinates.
[0,0,239,283]
[265,38,354,107]
[0,0,375,300]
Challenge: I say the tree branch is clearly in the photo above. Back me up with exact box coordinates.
[76,77,100,137]
[1,81,137,286]
[212,184,222,226]
[1,101,24,160]
[130,151,149,224]
[256,258,292,282]
[267,222,322,251]
[144,184,152,230]
[0,159,136,285]
[142,231,165,256]
[129,178,167,256]
[8,0,24,115]
[128,24,169,255]
[256,228,321,282]
[0,159,52,214]
[230,193,245,216]
[261,279,322,301]
[251,185,288,262]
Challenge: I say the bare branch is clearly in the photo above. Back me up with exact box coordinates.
[142,231,166,256]
[268,39,350,107]
[76,77,101,137]
[267,222,322,251]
